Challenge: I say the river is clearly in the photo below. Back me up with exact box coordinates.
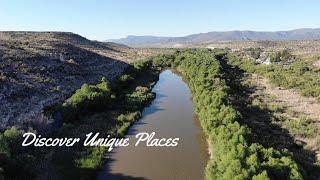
[98,70,209,180]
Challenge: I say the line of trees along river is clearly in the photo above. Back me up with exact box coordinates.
[151,49,303,180]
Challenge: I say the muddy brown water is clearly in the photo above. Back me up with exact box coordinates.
[98,70,209,180]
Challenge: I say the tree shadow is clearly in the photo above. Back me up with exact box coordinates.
[219,56,320,179]
[97,153,148,180]
[142,99,165,116]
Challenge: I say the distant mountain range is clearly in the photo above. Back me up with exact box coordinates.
[108,28,320,47]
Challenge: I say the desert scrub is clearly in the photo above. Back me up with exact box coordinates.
[251,98,265,110]
[284,117,320,138]
[267,102,284,113]
[227,53,320,101]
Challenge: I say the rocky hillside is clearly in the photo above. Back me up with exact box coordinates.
[109,28,320,47]
[0,32,155,130]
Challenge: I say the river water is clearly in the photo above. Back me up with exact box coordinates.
[98,70,209,180]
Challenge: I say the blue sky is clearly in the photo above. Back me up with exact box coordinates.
[0,0,319,40]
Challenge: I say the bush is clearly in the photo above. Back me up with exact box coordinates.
[152,54,175,68]
[116,111,141,122]
[270,49,294,63]
[133,59,151,70]
[61,77,112,122]
[75,147,105,169]
[247,47,262,59]
[119,74,133,82]
[0,127,37,179]
[125,86,155,110]
[117,122,131,137]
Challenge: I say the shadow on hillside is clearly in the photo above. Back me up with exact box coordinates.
[219,56,320,179]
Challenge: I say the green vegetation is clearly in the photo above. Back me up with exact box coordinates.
[116,111,141,122]
[132,59,151,70]
[285,117,320,140]
[247,47,262,59]
[152,54,175,68]
[269,49,295,63]
[258,93,320,145]
[244,73,320,178]
[125,86,155,110]
[75,147,106,169]
[151,49,302,180]
[0,127,36,179]
[61,77,112,122]
[227,53,320,101]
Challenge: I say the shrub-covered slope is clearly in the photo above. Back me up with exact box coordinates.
[0,32,137,129]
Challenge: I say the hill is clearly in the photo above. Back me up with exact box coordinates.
[0,31,155,130]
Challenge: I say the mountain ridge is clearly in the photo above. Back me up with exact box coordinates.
[108,28,320,47]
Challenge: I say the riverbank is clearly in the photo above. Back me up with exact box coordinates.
[99,69,209,179]
[47,60,161,179]
[0,59,161,179]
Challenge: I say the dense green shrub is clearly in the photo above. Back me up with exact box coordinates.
[269,49,294,63]
[133,59,151,70]
[116,74,135,90]
[119,74,133,83]
[247,47,262,59]
[61,77,112,122]
[0,127,37,179]
[75,147,106,169]
[125,86,155,110]
[152,54,175,68]
[117,111,141,122]
[117,122,131,137]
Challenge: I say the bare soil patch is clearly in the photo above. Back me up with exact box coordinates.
[250,74,320,121]
[314,60,320,68]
